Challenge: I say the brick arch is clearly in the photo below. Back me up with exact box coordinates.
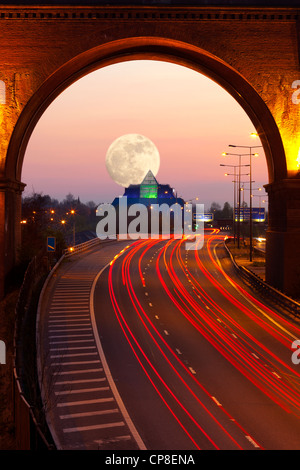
[6,36,286,184]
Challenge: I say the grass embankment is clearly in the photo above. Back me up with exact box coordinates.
[226,241,266,280]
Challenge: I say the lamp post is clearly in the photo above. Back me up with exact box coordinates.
[228,141,262,261]
[70,209,75,247]
[221,155,250,248]
[222,168,250,244]
[220,164,237,242]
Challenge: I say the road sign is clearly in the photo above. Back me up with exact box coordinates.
[47,236,56,252]
[235,207,265,222]
[193,213,214,222]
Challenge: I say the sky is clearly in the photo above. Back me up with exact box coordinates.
[22,60,268,210]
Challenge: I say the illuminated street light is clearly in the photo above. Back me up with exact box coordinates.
[222,152,251,248]
[228,139,263,261]
[221,163,250,244]
[70,209,76,247]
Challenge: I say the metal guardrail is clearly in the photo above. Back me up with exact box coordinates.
[224,240,300,317]
[63,236,101,257]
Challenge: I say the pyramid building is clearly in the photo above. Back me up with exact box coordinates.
[139,170,158,199]
[112,169,185,208]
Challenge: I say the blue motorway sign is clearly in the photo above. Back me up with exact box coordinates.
[47,236,56,252]
[193,213,214,222]
[235,207,265,222]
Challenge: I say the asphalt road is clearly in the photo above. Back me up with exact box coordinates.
[93,230,300,450]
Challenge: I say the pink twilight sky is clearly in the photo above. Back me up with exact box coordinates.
[22,60,268,210]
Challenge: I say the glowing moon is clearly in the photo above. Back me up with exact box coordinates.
[105,134,160,187]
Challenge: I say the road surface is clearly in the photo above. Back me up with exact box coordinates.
[39,231,300,450]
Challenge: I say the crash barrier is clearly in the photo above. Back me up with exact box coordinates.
[63,236,101,257]
[224,240,300,317]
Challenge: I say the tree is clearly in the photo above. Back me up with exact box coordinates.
[222,202,233,218]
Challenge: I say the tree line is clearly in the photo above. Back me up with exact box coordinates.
[20,192,99,264]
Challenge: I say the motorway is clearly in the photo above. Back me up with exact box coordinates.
[40,230,300,450]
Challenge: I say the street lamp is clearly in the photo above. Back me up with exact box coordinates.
[223,168,250,243]
[70,209,76,247]
[228,141,262,261]
[221,164,237,242]
[221,156,250,248]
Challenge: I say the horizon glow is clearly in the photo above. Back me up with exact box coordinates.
[22,60,268,209]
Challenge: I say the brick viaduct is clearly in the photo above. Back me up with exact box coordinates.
[0,3,300,297]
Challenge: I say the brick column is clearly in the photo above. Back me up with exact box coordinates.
[265,178,300,298]
[0,179,25,299]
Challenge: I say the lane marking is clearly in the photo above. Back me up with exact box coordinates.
[55,386,109,396]
[245,435,260,448]
[90,258,147,450]
[54,368,104,376]
[94,435,131,445]
[212,396,222,406]
[49,334,93,339]
[59,409,119,419]
[51,360,101,366]
[57,397,114,407]
[272,371,281,379]
[63,421,125,433]
[50,352,98,358]
[55,378,105,385]
[50,346,96,351]
[49,339,95,345]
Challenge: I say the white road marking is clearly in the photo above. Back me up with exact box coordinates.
[57,397,114,407]
[55,386,109,396]
[63,422,125,433]
[59,409,119,419]
[54,368,104,376]
[50,352,98,358]
[90,259,147,450]
[245,435,260,448]
[272,371,281,379]
[51,360,101,366]
[212,396,222,406]
[55,378,105,385]
[49,339,95,345]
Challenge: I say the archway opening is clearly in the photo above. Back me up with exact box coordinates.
[6,38,286,186]
[20,59,269,253]
[3,38,287,285]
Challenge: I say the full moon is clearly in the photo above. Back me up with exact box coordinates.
[105,134,160,187]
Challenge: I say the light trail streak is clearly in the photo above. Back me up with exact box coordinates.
[160,234,300,414]
[108,253,207,450]
[123,241,247,449]
[107,238,264,449]
[156,242,294,413]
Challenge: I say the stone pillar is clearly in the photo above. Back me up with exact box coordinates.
[0,179,25,299]
[265,178,300,299]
